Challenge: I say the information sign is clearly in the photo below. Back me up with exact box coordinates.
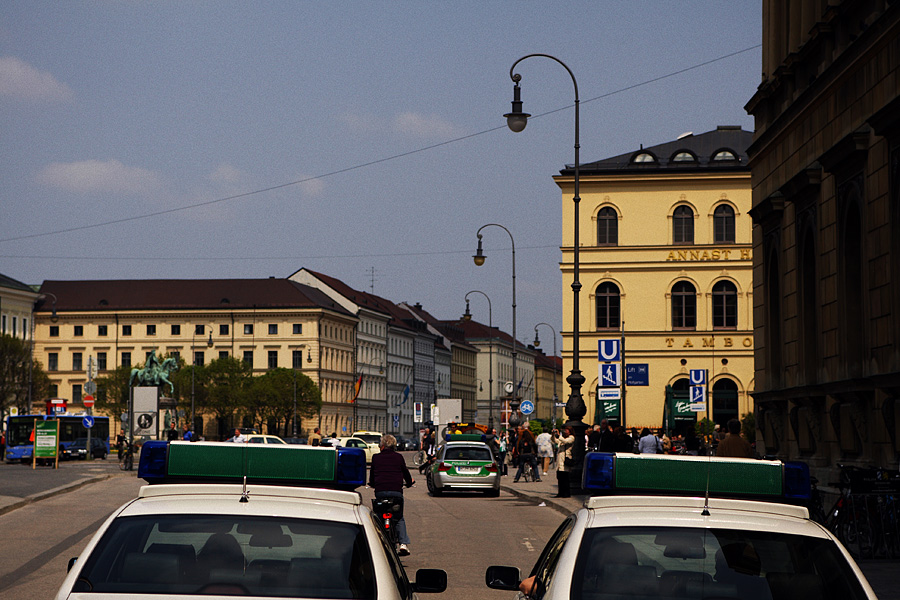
[34,419,59,468]
[625,364,649,386]
[519,400,535,415]
[598,388,622,400]
[598,339,621,362]
[413,402,423,423]
[599,363,621,387]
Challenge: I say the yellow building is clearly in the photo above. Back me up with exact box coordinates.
[32,279,358,440]
[556,126,755,433]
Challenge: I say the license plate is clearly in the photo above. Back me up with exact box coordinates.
[457,467,481,474]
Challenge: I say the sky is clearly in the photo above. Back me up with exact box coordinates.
[1,2,760,352]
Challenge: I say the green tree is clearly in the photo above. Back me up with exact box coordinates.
[204,356,251,435]
[247,368,321,435]
[740,411,756,442]
[94,364,132,420]
[0,334,49,414]
[695,417,716,442]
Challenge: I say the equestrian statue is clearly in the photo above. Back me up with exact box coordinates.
[129,349,179,395]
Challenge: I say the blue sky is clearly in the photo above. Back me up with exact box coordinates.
[1,2,760,349]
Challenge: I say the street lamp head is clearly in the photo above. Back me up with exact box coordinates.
[473,235,486,266]
[207,332,213,348]
[462,299,472,321]
[533,329,541,347]
[504,83,529,133]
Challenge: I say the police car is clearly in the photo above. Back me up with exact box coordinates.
[486,453,877,600]
[425,434,500,497]
[55,441,446,599]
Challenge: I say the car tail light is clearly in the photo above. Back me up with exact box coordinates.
[437,462,451,472]
[486,464,499,472]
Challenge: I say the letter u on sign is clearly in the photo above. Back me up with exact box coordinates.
[598,339,621,362]
[689,369,706,386]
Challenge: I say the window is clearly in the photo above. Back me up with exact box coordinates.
[293,323,302,335]
[122,325,132,336]
[98,325,108,336]
[73,352,83,371]
[597,207,618,246]
[147,324,156,336]
[170,351,180,361]
[49,384,58,397]
[22,318,27,338]
[712,281,738,329]
[171,324,181,335]
[713,149,737,161]
[121,352,131,367]
[243,351,253,366]
[672,151,697,162]
[672,281,697,329]
[97,352,107,371]
[714,205,736,243]
[48,353,58,371]
[73,384,82,402]
[293,350,304,369]
[193,351,204,366]
[632,152,656,163]
[218,351,229,360]
[596,282,621,330]
[268,324,278,335]
[1,315,5,334]
[219,324,229,336]
[49,325,59,337]
[244,324,254,335]
[12,317,17,335]
[268,350,278,369]
[673,205,694,244]
[194,324,204,336]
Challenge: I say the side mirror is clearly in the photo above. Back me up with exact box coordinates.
[412,568,448,593]
[67,557,78,572]
[485,565,520,590]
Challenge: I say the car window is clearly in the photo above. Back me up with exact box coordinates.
[249,438,265,444]
[570,526,869,600]
[270,437,287,444]
[529,515,576,598]
[71,515,376,598]
[444,447,492,461]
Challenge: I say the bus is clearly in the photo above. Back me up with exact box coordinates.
[4,413,111,463]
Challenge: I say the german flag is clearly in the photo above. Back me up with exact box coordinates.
[351,374,363,403]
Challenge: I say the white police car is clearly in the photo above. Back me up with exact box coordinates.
[55,441,446,599]
[486,453,878,600]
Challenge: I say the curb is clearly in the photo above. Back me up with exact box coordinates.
[500,483,586,516]
[0,472,122,517]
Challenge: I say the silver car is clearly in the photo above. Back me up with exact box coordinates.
[425,441,500,497]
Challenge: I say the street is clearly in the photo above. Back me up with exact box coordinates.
[0,456,563,600]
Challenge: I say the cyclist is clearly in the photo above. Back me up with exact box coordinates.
[513,426,541,483]
[116,429,126,463]
[368,434,414,556]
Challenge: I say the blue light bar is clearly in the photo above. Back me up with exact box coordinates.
[138,441,366,489]
[783,461,811,500]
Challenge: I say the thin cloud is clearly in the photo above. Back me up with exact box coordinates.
[393,111,460,138]
[37,159,163,195]
[0,56,73,101]
[209,164,245,184]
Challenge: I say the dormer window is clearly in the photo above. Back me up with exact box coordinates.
[713,149,738,161]
[632,152,656,163]
[672,151,697,163]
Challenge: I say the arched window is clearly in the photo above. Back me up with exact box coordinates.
[596,282,621,330]
[673,206,694,245]
[712,281,738,329]
[714,204,735,243]
[671,151,697,163]
[632,152,656,164]
[713,149,737,161]
[597,207,618,245]
[712,378,739,427]
[672,281,696,330]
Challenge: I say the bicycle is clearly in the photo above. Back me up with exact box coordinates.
[413,450,427,467]
[118,441,137,471]
[521,460,535,483]
[372,495,403,549]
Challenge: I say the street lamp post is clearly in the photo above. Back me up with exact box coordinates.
[463,290,494,429]
[533,322,559,425]
[473,224,518,427]
[504,54,588,469]
[190,326,213,436]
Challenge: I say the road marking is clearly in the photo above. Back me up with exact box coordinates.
[522,539,535,552]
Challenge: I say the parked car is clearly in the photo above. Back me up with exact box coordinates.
[244,434,287,445]
[61,437,108,460]
[396,436,418,451]
[283,437,307,445]
[333,437,379,464]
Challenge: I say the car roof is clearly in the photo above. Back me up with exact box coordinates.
[442,441,491,449]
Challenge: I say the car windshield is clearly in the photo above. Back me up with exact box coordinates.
[71,515,375,598]
[443,447,492,461]
[571,526,868,600]
[355,435,381,445]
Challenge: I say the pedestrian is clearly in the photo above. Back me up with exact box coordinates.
[182,424,193,442]
[685,429,701,455]
[308,427,322,446]
[419,428,436,474]
[368,434,414,556]
[536,428,553,476]
[485,428,500,463]
[552,426,575,498]
[613,426,633,452]
[658,428,672,454]
[586,424,601,450]
[166,421,179,442]
[229,428,246,443]
[513,426,540,482]
[116,429,126,459]
[638,428,661,454]
[716,419,754,458]
[598,419,616,452]
[498,430,508,476]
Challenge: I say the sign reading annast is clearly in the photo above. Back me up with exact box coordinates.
[666,248,751,262]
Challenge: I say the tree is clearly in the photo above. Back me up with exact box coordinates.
[203,356,252,437]
[94,364,132,420]
[247,368,321,436]
[0,334,49,414]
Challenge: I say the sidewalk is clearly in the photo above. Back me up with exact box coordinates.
[498,469,899,600]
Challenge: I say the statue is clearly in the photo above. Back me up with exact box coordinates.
[130,350,179,395]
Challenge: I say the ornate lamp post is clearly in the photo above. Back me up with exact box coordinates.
[504,54,588,468]
[190,326,213,436]
[463,290,494,428]
[533,322,559,425]
[473,224,518,426]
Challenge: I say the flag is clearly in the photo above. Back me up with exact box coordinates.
[351,375,362,403]
[399,384,411,406]
[517,376,524,390]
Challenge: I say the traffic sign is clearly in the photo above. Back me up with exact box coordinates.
[689,369,707,386]
[598,339,621,362]
[519,400,535,415]
[84,380,97,395]
[83,394,95,408]
[599,363,621,387]
[83,415,95,429]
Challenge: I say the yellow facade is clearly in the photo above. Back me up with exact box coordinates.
[556,130,755,432]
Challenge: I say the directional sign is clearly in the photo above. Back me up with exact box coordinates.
[82,415,95,429]
[598,388,621,400]
[598,339,621,362]
[690,386,706,404]
[599,363,621,387]
[689,369,707,386]
[519,400,535,415]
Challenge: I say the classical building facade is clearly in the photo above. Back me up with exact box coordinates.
[556,126,755,432]
[32,279,358,439]
[745,1,900,472]
[1,273,39,341]
[533,348,563,424]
